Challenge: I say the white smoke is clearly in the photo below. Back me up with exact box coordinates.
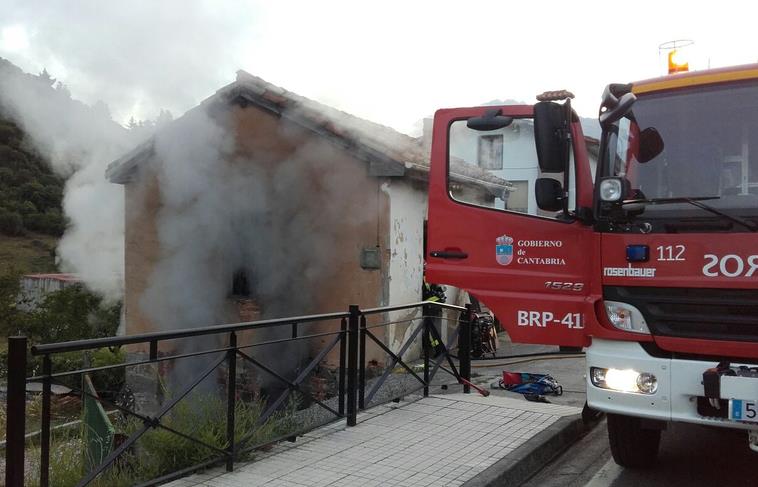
[139,104,372,331]
[132,102,380,392]
[0,61,133,300]
[0,1,252,125]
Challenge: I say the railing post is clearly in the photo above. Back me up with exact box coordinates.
[358,314,366,409]
[346,305,360,426]
[226,332,237,472]
[338,317,347,416]
[40,353,52,487]
[5,337,27,487]
[459,304,473,394]
[422,314,431,397]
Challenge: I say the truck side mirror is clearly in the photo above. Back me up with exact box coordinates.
[637,127,664,163]
[467,108,514,131]
[535,178,564,211]
[534,101,570,173]
[599,84,636,127]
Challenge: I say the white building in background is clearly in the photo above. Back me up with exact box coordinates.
[18,273,81,311]
[424,113,599,217]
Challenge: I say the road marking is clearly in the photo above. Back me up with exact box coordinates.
[584,458,624,487]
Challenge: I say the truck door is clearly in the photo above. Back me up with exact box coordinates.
[426,105,595,347]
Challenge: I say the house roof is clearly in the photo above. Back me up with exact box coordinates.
[22,273,81,283]
[105,71,510,196]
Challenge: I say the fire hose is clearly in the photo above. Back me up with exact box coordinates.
[437,365,490,397]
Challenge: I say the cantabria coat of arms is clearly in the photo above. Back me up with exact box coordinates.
[496,235,514,266]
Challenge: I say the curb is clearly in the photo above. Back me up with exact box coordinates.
[462,414,586,487]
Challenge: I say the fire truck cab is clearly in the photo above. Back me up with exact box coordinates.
[426,64,758,467]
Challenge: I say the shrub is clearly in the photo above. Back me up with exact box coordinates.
[23,394,298,487]
[90,348,127,399]
[0,122,21,145]
[23,286,121,345]
[0,209,23,235]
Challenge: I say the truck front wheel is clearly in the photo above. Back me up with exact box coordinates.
[607,413,661,468]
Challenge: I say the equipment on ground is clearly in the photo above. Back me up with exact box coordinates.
[471,312,498,359]
[498,371,563,395]
[438,364,490,397]
[495,371,563,403]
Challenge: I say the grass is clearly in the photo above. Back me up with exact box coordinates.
[0,232,58,275]
[22,393,298,487]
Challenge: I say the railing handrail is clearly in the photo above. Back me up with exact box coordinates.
[361,300,465,315]
[31,310,351,355]
[31,301,464,356]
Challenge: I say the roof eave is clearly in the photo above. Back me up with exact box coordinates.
[225,89,408,177]
[106,82,410,183]
[105,139,155,184]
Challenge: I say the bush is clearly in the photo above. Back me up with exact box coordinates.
[24,209,65,235]
[23,286,121,344]
[0,117,65,236]
[44,349,124,396]
[23,394,298,487]
[0,395,5,437]
[90,347,127,398]
[19,200,38,215]
[0,122,21,145]
[0,209,23,235]
[0,271,122,381]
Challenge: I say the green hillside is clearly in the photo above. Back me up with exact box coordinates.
[0,233,58,274]
[0,117,64,274]
[0,117,66,238]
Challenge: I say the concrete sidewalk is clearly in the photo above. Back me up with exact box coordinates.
[167,394,581,487]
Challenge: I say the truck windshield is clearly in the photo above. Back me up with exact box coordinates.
[602,82,758,232]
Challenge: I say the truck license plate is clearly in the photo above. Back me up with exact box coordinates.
[729,399,758,423]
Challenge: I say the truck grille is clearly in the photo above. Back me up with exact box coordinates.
[603,286,758,342]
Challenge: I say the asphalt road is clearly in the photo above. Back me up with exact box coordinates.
[469,334,758,487]
[467,339,587,409]
[524,420,758,487]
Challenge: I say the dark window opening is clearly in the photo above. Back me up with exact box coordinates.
[232,269,250,297]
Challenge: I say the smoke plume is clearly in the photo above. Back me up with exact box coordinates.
[0,60,132,300]
[136,103,375,389]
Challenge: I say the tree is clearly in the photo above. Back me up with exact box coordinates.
[19,285,121,344]
[155,109,174,127]
[0,117,64,237]
[0,270,123,386]
[0,209,23,236]
[0,268,28,337]
[54,81,71,99]
[38,68,55,86]
[91,100,112,121]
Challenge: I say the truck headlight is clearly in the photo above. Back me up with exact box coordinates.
[604,301,650,334]
[599,177,624,202]
[591,367,658,394]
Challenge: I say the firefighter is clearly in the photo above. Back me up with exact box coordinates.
[422,277,446,356]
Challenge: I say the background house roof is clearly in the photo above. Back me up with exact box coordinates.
[105,70,509,195]
[23,273,81,283]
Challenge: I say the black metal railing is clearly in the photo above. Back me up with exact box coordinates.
[4,301,472,487]
[357,301,472,411]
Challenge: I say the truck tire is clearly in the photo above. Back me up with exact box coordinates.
[607,413,661,468]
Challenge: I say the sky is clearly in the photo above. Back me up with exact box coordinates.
[1,0,757,135]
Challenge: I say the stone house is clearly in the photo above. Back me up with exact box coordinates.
[105,71,507,366]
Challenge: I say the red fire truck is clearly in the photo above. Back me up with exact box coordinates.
[426,62,758,467]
